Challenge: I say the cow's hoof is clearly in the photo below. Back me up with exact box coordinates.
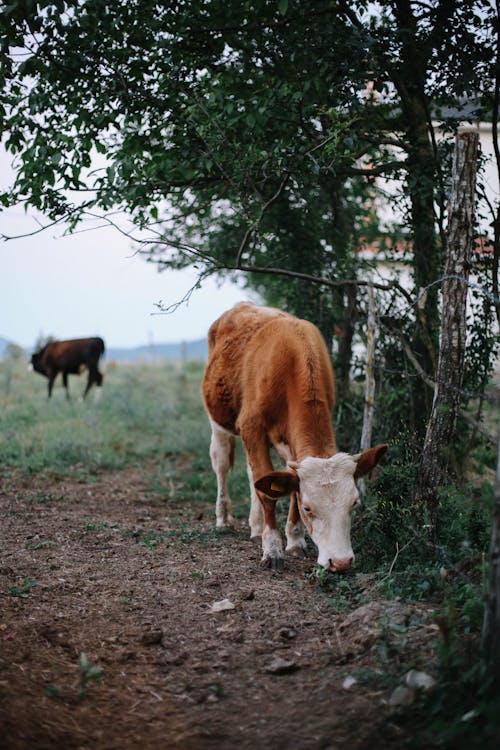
[216,520,235,531]
[250,534,262,545]
[261,556,284,572]
[216,524,235,534]
[286,545,308,558]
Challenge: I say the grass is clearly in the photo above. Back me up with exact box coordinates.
[0,358,213,475]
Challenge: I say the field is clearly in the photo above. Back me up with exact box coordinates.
[0,360,496,749]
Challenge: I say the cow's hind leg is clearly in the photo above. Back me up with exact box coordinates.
[93,370,104,402]
[62,372,71,400]
[285,492,307,557]
[209,420,235,529]
[83,367,100,398]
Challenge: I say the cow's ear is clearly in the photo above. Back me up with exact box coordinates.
[255,469,300,498]
[353,444,388,479]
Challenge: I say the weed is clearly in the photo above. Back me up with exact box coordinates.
[76,652,102,698]
[7,578,37,598]
[139,529,159,552]
[44,654,103,701]
[209,683,224,698]
[306,566,363,611]
[375,565,441,601]
[44,684,62,698]
[27,491,56,503]
[26,539,57,550]
[351,667,399,691]
[191,567,211,580]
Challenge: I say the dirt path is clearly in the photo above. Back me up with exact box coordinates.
[0,466,437,749]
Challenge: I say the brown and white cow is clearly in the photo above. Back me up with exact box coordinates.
[201,302,387,572]
[30,337,105,399]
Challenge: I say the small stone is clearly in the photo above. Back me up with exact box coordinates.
[342,675,357,690]
[404,669,436,691]
[278,627,297,640]
[388,685,415,706]
[209,598,236,612]
[264,657,299,675]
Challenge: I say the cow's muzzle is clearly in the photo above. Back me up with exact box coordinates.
[328,555,354,573]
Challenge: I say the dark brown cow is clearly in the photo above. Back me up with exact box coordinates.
[30,337,105,399]
[201,302,387,571]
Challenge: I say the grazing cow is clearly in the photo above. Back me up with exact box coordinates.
[201,302,387,571]
[30,337,105,399]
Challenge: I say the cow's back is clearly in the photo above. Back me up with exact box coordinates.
[202,303,335,437]
[42,337,105,373]
[203,303,285,430]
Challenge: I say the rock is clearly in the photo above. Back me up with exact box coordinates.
[339,601,411,633]
[342,675,357,690]
[337,601,413,654]
[264,656,299,675]
[388,685,415,706]
[209,598,236,612]
[278,627,297,640]
[404,669,436,691]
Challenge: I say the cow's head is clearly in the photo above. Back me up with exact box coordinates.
[30,352,44,374]
[254,444,387,572]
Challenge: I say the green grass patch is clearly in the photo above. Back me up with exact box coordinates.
[0,359,210,475]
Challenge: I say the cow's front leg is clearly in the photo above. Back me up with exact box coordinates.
[258,494,285,571]
[209,420,236,529]
[285,492,307,557]
[246,462,264,540]
[47,375,56,398]
[240,424,284,570]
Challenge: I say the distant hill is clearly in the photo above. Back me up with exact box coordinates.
[0,337,207,362]
[106,338,207,362]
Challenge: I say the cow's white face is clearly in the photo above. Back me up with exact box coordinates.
[254,444,387,573]
[291,453,358,571]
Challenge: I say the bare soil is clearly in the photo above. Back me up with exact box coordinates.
[1,464,442,750]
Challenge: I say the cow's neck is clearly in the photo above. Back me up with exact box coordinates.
[287,399,336,461]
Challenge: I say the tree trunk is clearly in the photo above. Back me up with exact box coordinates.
[413,130,479,531]
[358,284,377,501]
[391,1,441,431]
[481,426,500,690]
[335,285,357,399]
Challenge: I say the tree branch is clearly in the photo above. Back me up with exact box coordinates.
[236,171,291,266]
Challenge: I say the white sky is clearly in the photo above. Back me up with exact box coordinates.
[0,154,251,350]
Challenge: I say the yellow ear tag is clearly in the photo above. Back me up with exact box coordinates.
[270,482,284,493]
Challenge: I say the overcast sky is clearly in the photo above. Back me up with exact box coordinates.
[0,154,251,350]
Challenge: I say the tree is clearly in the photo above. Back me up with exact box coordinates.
[0,1,496,427]
[414,129,480,531]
